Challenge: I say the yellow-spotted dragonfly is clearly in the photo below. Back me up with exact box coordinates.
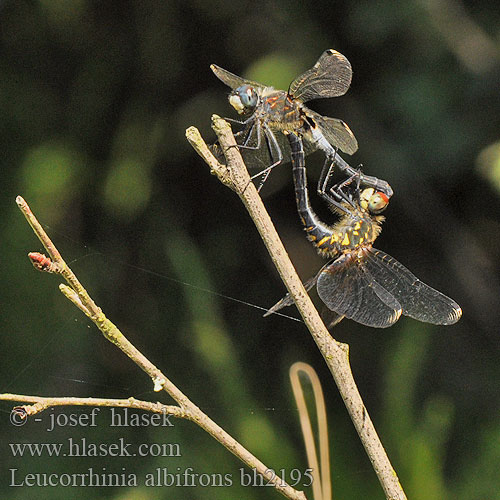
[265,133,461,328]
[211,49,393,197]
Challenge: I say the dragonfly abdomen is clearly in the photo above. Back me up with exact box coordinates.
[290,133,340,256]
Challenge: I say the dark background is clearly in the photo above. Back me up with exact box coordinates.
[1,1,499,499]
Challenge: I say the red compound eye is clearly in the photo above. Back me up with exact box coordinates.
[369,191,389,214]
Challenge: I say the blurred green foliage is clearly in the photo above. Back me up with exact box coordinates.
[1,0,499,499]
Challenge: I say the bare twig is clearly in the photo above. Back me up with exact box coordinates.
[0,394,187,419]
[4,196,307,500]
[186,116,407,500]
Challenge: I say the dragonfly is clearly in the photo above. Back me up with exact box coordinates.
[211,49,393,197]
[265,133,462,328]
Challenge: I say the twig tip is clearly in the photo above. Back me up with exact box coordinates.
[211,114,230,133]
[28,252,60,273]
[185,126,199,140]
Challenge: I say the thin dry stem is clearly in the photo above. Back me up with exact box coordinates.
[289,362,331,500]
[0,394,187,419]
[186,116,407,500]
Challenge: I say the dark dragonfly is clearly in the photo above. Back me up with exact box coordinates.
[211,49,393,197]
[265,133,462,328]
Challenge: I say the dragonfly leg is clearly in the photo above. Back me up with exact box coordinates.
[244,127,283,192]
[224,121,265,167]
[329,152,394,199]
[252,128,284,191]
[317,150,338,197]
[221,122,259,158]
[225,120,264,155]
[317,156,360,212]
[318,150,360,199]
[236,120,262,151]
[224,116,254,126]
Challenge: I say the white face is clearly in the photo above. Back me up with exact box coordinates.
[229,94,245,114]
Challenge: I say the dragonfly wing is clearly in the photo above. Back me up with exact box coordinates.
[306,110,358,155]
[320,308,345,329]
[210,64,267,91]
[289,49,353,102]
[363,249,462,325]
[317,251,402,328]
[264,273,320,316]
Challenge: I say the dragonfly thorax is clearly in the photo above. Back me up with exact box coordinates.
[259,92,303,131]
[335,213,382,253]
[312,207,383,258]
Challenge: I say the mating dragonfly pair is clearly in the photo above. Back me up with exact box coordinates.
[212,50,461,327]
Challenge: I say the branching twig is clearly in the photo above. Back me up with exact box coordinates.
[186,116,408,500]
[1,196,307,500]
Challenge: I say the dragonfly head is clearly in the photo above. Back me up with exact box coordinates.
[229,85,259,115]
[359,188,389,214]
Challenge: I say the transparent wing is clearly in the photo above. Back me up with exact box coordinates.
[363,249,462,325]
[288,49,353,103]
[210,124,318,171]
[264,274,319,316]
[317,251,402,328]
[305,109,358,155]
[210,64,267,91]
[320,308,345,329]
